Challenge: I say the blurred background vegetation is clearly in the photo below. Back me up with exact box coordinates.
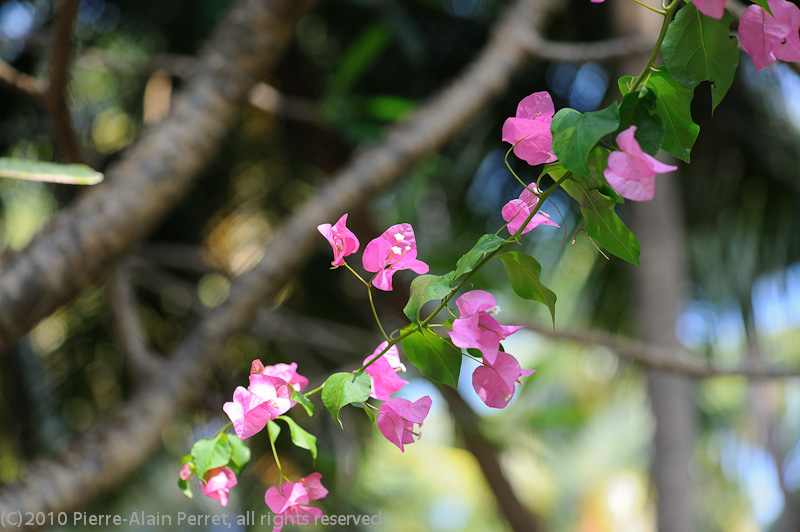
[0,0,799,531]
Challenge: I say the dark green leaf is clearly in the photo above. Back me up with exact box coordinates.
[646,67,699,163]
[580,190,641,265]
[190,437,232,480]
[178,478,193,499]
[454,234,506,279]
[497,252,557,326]
[293,390,314,417]
[0,158,104,185]
[551,104,620,177]
[616,81,665,156]
[321,372,372,428]
[403,272,456,324]
[662,4,739,112]
[277,416,318,462]
[400,325,462,388]
[227,434,251,475]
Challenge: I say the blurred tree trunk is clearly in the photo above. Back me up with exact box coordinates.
[612,5,697,531]
[632,175,696,532]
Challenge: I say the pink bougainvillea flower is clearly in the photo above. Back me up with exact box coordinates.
[377,396,433,452]
[501,184,559,235]
[604,126,678,201]
[692,0,727,19]
[502,91,557,166]
[363,342,409,400]
[251,359,265,375]
[259,362,309,393]
[223,375,293,439]
[740,0,800,71]
[179,463,194,481]
[317,213,359,267]
[265,478,326,532]
[298,472,329,501]
[448,290,523,365]
[590,0,604,3]
[362,223,429,291]
[472,351,536,409]
[199,466,237,507]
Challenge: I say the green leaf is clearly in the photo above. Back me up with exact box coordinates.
[400,326,462,388]
[497,252,557,326]
[662,4,739,112]
[293,390,314,417]
[580,190,641,265]
[0,158,104,185]
[551,103,620,177]
[403,272,456,324]
[267,419,281,442]
[190,437,232,480]
[227,434,251,475]
[178,478,193,499]
[454,234,506,278]
[321,372,372,428]
[616,81,665,156]
[646,67,699,163]
[277,416,318,462]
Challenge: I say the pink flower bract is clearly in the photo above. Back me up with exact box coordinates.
[448,290,523,365]
[377,396,432,452]
[199,467,237,507]
[502,92,557,166]
[222,375,293,440]
[363,342,409,400]
[317,213,359,267]
[362,223,429,291]
[740,0,800,71]
[472,351,535,409]
[501,184,559,235]
[693,0,727,19]
[604,126,678,201]
[265,477,326,532]
[261,362,309,393]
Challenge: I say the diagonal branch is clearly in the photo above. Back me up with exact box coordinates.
[524,321,800,379]
[0,59,44,100]
[0,0,318,355]
[43,0,84,163]
[0,0,566,521]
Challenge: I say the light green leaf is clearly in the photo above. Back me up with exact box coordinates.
[497,252,557,326]
[662,4,739,112]
[321,372,372,428]
[293,390,314,417]
[277,416,318,462]
[0,158,103,185]
[580,190,641,265]
[454,234,506,278]
[403,272,456,324]
[227,434,251,475]
[400,325,462,388]
[178,478,193,499]
[267,419,281,442]
[551,104,620,177]
[190,437,232,480]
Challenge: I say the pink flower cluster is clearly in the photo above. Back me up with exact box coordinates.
[740,0,800,71]
[265,473,328,531]
[318,217,429,291]
[223,362,307,440]
[180,464,239,507]
[449,290,535,409]
[361,341,433,452]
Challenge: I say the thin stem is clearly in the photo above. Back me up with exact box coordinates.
[367,285,390,341]
[305,382,325,397]
[268,423,283,480]
[504,145,527,189]
[629,0,680,92]
[342,261,370,287]
[215,421,232,438]
[630,0,666,15]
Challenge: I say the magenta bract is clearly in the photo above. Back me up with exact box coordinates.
[502,91,557,166]
[604,126,677,201]
[362,223,429,291]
